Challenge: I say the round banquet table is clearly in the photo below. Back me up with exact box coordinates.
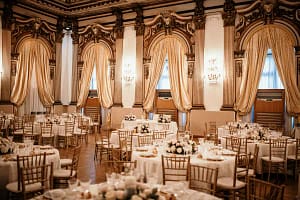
[0,145,61,198]
[131,145,235,185]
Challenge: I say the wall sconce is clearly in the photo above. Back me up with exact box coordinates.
[122,64,135,84]
[206,58,221,83]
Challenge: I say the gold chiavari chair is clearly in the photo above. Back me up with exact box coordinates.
[57,120,75,149]
[189,165,218,196]
[94,131,113,163]
[287,138,300,180]
[247,176,285,200]
[6,152,47,199]
[248,144,259,177]
[261,138,287,182]
[53,145,81,188]
[103,160,137,175]
[12,116,24,143]
[138,134,153,147]
[205,121,218,145]
[40,122,54,146]
[161,155,190,185]
[217,154,247,200]
[73,118,89,145]
[118,129,133,161]
[231,137,248,155]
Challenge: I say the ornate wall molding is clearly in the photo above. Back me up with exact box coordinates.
[113,8,124,39]
[144,10,194,58]
[193,0,205,30]
[134,5,145,36]
[222,0,236,27]
[11,17,56,55]
[49,59,56,80]
[109,59,116,80]
[235,0,300,50]
[143,57,151,79]
[186,53,195,78]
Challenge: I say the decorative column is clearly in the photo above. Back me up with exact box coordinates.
[192,0,205,109]
[70,18,79,105]
[186,53,195,99]
[134,5,145,107]
[113,8,124,107]
[1,1,13,103]
[143,57,151,99]
[221,0,236,111]
[54,16,64,105]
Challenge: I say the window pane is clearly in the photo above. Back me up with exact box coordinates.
[258,49,284,89]
[90,67,97,90]
[157,57,170,89]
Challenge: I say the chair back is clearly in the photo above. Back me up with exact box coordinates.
[20,162,53,199]
[205,122,218,145]
[41,123,53,137]
[269,138,287,160]
[231,137,248,155]
[236,153,250,181]
[247,176,285,200]
[153,130,167,140]
[161,155,190,184]
[65,120,75,136]
[138,134,153,147]
[103,160,137,175]
[17,152,47,191]
[189,165,218,195]
[118,129,133,151]
[250,144,259,174]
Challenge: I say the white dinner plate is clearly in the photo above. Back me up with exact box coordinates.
[43,189,66,199]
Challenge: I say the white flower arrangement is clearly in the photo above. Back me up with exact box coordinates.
[166,140,197,154]
[124,114,136,121]
[157,114,170,123]
[250,128,270,140]
[0,137,15,154]
[140,124,150,133]
[98,177,160,200]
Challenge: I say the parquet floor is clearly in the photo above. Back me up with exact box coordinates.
[59,133,298,200]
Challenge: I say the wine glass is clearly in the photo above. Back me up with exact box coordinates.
[68,177,79,192]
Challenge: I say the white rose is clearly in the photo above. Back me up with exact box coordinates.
[115,190,124,199]
[170,146,176,152]
[105,190,116,200]
[177,147,182,154]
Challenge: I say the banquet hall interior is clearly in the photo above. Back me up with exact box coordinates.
[0,0,300,199]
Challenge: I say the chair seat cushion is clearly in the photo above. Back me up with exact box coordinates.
[6,181,42,193]
[53,169,76,178]
[217,177,246,190]
[58,133,73,137]
[41,134,54,138]
[261,156,285,162]
[287,155,299,160]
[60,158,72,167]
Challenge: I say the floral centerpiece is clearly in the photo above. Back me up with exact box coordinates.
[157,114,170,123]
[0,137,15,154]
[166,140,197,154]
[97,176,161,200]
[124,114,136,121]
[140,124,150,133]
[251,127,270,140]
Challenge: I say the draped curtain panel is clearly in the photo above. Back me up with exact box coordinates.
[77,43,113,108]
[143,36,192,112]
[11,39,54,107]
[235,26,300,115]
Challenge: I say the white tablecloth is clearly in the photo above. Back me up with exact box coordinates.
[132,145,235,184]
[121,119,178,133]
[220,137,296,173]
[0,146,61,198]
[109,131,177,147]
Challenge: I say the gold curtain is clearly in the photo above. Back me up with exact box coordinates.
[235,26,300,115]
[77,43,113,108]
[11,39,54,107]
[143,36,192,112]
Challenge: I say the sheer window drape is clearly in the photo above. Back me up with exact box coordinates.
[10,39,54,107]
[77,43,113,108]
[143,36,192,112]
[235,26,300,115]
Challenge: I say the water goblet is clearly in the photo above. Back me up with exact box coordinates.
[68,177,79,192]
